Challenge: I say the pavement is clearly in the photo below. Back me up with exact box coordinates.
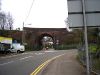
[38,50,87,75]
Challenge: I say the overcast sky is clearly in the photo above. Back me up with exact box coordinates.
[2,0,68,29]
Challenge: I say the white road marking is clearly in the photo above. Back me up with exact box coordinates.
[35,53,45,55]
[44,50,57,53]
[0,61,14,66]
[19,56,32,60]
[0,53,28,59]
[29,53,34,55]
[0,55,18,59]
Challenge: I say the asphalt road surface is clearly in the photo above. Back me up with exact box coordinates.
[0,49,69,75]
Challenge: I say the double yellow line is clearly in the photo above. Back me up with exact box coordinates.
[30,54,65,75]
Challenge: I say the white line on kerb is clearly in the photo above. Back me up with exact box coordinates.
[0,61,14,66]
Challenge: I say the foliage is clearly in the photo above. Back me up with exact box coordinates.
[93,58,100,70]
[78,44,100,74]
[6,13,13,30]
[55,44,77,50]
[0,12,6,30]
[0,30,10,36]
[89,44,97,53]
[0,12,13,30]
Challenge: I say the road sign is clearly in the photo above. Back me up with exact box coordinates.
[67,0,94,75]
[68,0,100,28]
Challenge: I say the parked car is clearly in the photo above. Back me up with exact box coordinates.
[8,43,25,53]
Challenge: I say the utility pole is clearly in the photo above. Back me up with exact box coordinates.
[82,0,90,75]
[22,22,31,45]
[22,22,24,45]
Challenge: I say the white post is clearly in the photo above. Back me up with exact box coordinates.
[82,0,90,75]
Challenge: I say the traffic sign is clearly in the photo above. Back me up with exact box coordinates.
[68,0,100,28]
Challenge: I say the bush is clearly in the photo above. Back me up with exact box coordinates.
[55,44,77,50]
[89,44,97,53]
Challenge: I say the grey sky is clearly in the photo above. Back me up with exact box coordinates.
[2,0,68,29]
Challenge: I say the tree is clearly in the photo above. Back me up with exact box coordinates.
[6,12,13,30]
[0,0,13,30]
[0,12,6,30]
[0,12,13,30]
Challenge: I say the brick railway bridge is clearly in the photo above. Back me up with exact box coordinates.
[22,27,76,50]
[0,27,79,50]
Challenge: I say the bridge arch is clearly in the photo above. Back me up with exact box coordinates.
[38,33,54,50]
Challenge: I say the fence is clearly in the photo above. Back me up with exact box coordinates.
[78,44,100,75]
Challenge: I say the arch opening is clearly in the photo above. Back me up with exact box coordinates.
[38,33,54,50]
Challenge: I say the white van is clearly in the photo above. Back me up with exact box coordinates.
[8,43,25,53]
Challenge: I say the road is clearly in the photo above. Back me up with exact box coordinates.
[0,49,68,75]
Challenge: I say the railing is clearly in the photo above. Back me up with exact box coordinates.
[78,47,100,75]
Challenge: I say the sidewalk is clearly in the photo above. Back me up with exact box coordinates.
[39,50,87,75]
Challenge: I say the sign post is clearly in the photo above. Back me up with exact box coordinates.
[82,0,90,75]
[68,0,100,28]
